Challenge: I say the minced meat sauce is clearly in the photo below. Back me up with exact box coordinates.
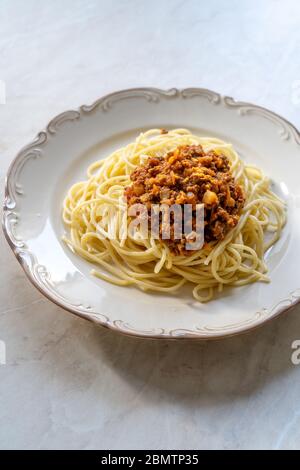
[124,144,245,255]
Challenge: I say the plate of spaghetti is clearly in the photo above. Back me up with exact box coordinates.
[3,88,299,339]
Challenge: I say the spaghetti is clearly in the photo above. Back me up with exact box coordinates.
[62,129,286,302]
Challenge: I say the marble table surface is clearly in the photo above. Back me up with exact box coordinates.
[1,0,300,450]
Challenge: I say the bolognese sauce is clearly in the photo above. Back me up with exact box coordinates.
[125,144,245,254]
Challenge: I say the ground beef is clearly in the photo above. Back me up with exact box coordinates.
[124,144,245,255]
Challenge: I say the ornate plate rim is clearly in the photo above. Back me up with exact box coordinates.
[2,87,300,340]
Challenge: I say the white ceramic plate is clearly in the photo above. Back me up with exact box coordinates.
[3,88,300,339]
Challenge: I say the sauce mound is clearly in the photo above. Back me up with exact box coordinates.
[125,145,245,254]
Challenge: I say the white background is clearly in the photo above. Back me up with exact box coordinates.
[1,0,300,450]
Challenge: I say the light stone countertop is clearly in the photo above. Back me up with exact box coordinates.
[1,0,300,450]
